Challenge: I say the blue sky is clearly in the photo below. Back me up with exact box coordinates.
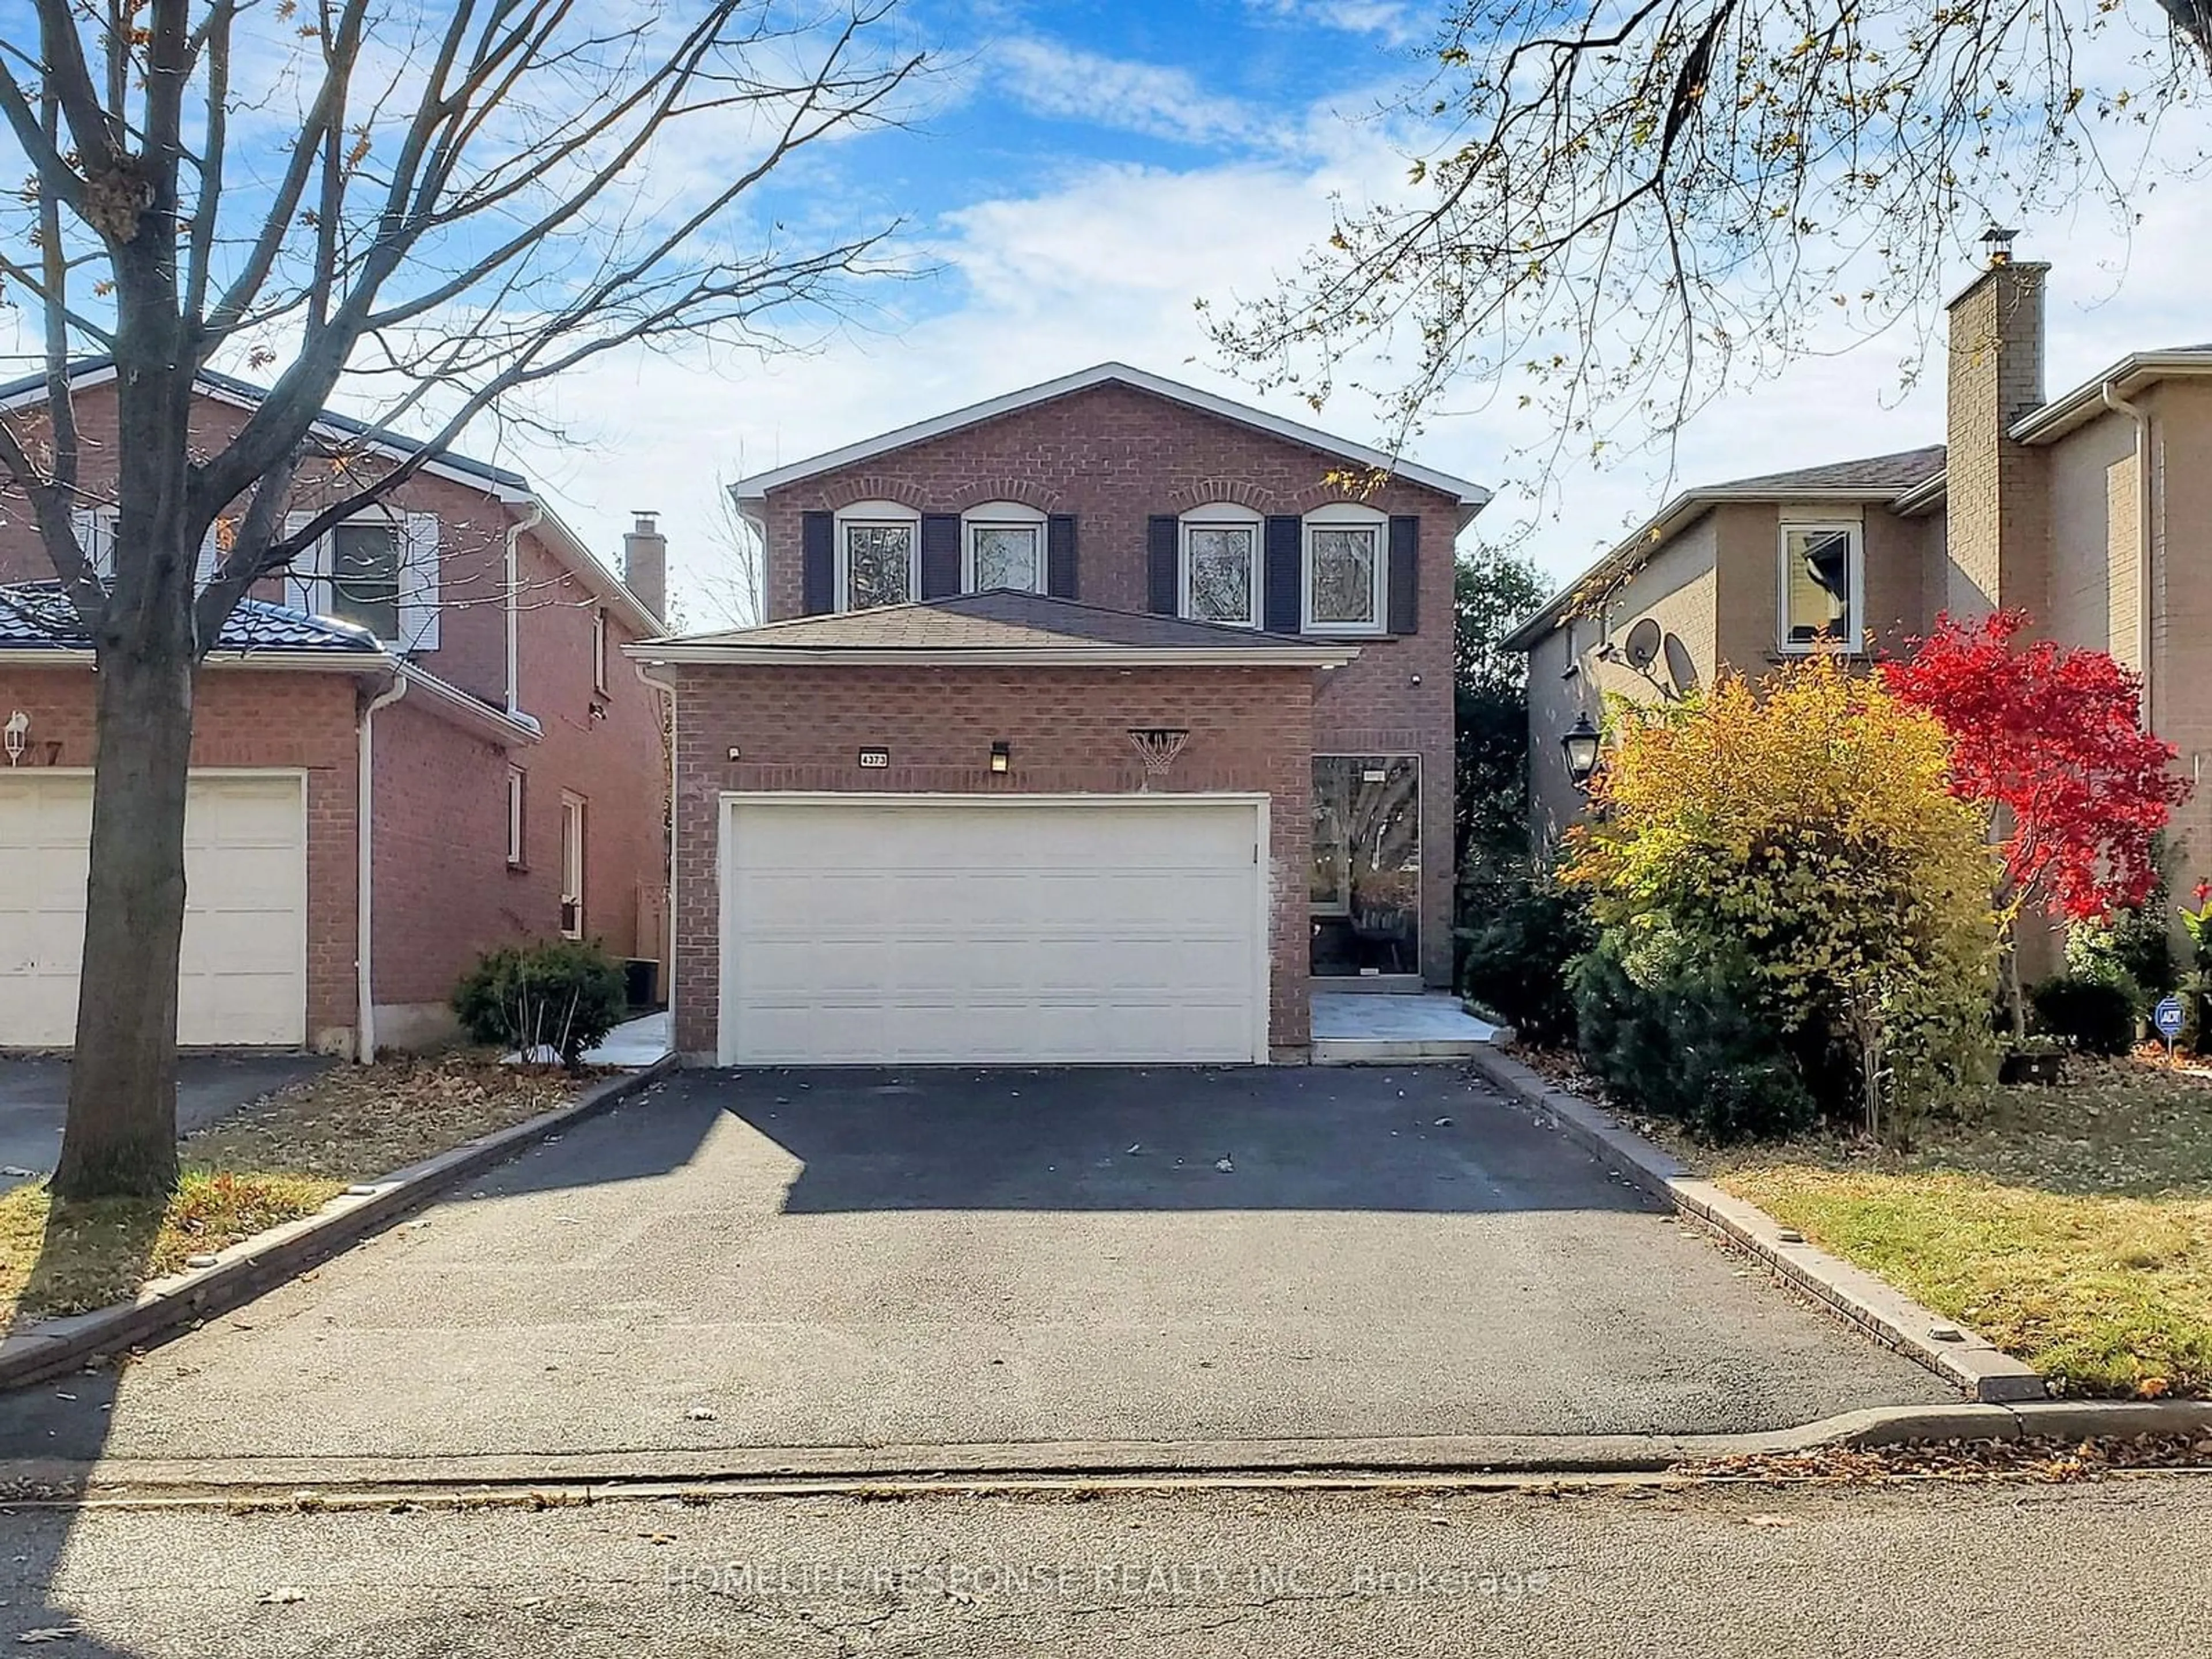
[504,0,2211,626]
[3,1,2205,624]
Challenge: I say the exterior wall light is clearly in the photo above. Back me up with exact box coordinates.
[1561,713,1603,790]
[988,740,1012,775]
[3,710,26,767]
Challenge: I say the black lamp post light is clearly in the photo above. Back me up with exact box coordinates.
[1562,713,1604,790]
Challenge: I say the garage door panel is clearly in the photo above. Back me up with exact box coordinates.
[724,798,1266,1066]
[0,773,306,1050]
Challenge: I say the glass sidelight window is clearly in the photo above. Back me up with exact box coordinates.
[1310,756,1421,976]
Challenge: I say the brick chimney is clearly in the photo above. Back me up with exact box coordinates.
[1943,230,2050,619]
[623,510,666,624]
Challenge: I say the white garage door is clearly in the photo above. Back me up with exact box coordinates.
[721,795,1268,1066]
[0,771,308,1049]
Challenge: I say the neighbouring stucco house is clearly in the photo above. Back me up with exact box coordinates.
[627,363,1490,1066]
[1511,246,2212,894]
[0,361,670,1059]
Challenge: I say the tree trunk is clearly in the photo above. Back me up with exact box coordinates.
[50,646,196,1201]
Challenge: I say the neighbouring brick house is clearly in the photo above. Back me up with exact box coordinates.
[629,363,1490,1065]
[1512,244,2212,901]
[0,361,669,1058]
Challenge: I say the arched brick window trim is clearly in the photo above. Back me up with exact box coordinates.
[1162,478,1277,514]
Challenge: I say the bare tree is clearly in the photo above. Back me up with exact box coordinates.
[0,0,923,1199]
[696,467,765,629]
[1209,2,2212,509]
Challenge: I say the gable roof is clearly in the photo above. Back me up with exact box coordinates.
[0,580,385,658]
[0,358,661,629]
[1502,444,1948,651]
[626,588,1361,667]
[729,363,1492,520]
[0,357,528,491]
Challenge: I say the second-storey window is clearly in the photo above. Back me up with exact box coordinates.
[963,501,1047,592]
[329,522,403,641]
[284,510,440,650]
[1778,522,1862,650]
[1302,504,1388,634]
[1180,505,1261,627]
[835,502,919,610]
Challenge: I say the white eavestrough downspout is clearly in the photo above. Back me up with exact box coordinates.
[357,672,409,1063]
[2103,381,2155,731]
[506,501,544,715]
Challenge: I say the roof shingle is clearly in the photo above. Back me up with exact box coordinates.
[0,581,387,656]
[1705,444,1948,496]
[654,589,1331,653]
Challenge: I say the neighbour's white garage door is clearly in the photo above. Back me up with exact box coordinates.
[0,771,308,1049]
[721,796,1268,1066]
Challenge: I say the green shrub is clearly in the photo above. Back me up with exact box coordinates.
[452,939,626,1070]
[2028,974,2140,1058]
[2066,886,2175,1002]
[1571,935,1817,1143]
[1456,867,1596,1048]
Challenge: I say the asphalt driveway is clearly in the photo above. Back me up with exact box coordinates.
[0,1065,1949,1465]
[0,1054,330,1193]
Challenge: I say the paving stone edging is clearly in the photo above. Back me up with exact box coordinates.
[0,1056,678,1391]
[1464,1047,2050,1405]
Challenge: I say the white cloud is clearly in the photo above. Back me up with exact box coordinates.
[483,85,2212,626]
[1247,1,1430,50]
[988,37,1278,149]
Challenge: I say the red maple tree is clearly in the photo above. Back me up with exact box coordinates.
[1881,609,2187,953]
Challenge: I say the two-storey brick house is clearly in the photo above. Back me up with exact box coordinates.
[0,361,669,1058]
[629,363,1489,1066]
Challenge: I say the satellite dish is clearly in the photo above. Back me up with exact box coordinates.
[1662,632,1699,695]
[1623,617,1663,669]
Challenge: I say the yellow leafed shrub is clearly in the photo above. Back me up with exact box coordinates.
[1566,657,2001,1134]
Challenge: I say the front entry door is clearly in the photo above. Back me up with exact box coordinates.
[1310,756,1419,976]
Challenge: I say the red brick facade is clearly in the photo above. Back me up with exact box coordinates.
[663,662,1317,1060]
[0,666,364,1050]
[752,380,1462,987]
[0,380,669,1051]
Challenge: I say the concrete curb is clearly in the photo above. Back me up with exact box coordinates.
[5,1400,2211,1499]
[0,1056,678,1392]
[1463,1047,2050,1405]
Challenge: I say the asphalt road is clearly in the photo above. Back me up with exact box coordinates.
[2,1476,2207,1656]
[0,1066,1942,1465]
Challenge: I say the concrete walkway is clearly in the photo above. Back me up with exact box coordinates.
[581,1011,671,1069]
[1311,992,1496,1062]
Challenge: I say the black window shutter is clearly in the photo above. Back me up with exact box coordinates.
[1263,516,1303,635]
[1047,514,1078,599]
[800,510,834,613]
[920,513,961,598]
[1387,514,1420,634]
[1146,515,1179,614]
